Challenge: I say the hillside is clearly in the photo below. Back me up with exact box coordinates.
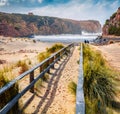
[0,12,101,37]
[103,7,120,36]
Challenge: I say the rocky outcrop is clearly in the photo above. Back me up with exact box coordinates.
[0,12,101,37]
[103,7,120,36]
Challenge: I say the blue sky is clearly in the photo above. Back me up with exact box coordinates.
[0,0,120,25]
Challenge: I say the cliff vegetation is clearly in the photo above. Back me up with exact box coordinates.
[0,12,101,37]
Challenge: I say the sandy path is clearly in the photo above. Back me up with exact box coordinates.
[20,46,79,114]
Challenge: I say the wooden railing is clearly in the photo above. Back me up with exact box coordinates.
[76,43,85,114]
[0,43,74,114]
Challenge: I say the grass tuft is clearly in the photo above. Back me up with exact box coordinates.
[83,44,118,114]
[68,81,77,96]
[46,43,64,54]
[16,60,29,74]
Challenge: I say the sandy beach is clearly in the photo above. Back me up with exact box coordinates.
[92,43,120,72]
[0,37,55,69]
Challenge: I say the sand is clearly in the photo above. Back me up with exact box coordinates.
[0,37,54,69]
[92,43,120,72]
[19,46,79,114]
[0,36,80,114]
[1,36,119,114]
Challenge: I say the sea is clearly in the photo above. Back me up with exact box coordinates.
[33,32,101,43]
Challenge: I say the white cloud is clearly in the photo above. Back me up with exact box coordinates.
[29,0,119,26]
[0,0,7,6]
[38,0,42,3]
[1,0,118,26]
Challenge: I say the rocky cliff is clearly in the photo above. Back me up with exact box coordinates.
[0,12,101,37]
[103,7,120,36]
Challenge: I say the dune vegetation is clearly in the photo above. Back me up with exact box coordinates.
[0,69,18,114]
[68,44,119,114]
[83,44,118,114]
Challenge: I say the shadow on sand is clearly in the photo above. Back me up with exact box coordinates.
[20,48,74,114]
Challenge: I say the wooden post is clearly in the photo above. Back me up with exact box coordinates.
[40,64,43,73]
[30,71,34,93]
[51,56,54,69]
[47,60,50,73]
[58,52,60,61]
[65,48,68,56]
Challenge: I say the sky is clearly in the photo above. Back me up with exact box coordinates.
[0,0,120,26]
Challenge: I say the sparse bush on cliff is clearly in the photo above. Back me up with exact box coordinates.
[103,8,120,36]
[110,12,117,19]
[108,25,120,36]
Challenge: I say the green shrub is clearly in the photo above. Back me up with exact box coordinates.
[46,43,64,54]
[37,52,50,62]
[83,44,116,114]
[0,71,19,114]
[16,60,29,74]
[0,71,9,88]
[108,25,120,36]
[77,60,79,64]
[68,81,77,96]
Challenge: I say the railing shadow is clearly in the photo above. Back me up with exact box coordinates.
[33,48,74,114]
[111,100,120,113]
[19,94,35,114]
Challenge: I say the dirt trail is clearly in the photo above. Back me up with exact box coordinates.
[20,46,80,114]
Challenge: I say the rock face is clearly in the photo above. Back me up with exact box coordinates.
[103,7,120,36]
[0,12,101,37]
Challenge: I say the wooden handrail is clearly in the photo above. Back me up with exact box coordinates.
[76,43,85,114]
[0,43,74,114]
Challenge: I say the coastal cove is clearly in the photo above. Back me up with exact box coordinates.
[33,34,100,43]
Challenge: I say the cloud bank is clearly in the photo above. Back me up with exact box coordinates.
[0,0,120,25]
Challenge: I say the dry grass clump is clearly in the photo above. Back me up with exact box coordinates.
[0,71,9,88]
[16,60,29,74]
[68,81,77,96]
[46,43,64,54]
[83,44,118,114]
[37,52,50,62]
[37,43,64,70]
[35,73,49,93]
[0,70,19,114]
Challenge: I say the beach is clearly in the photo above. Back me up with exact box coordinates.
[0,37,55,69]
[1,36,120,114]
[0,36,79,113]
